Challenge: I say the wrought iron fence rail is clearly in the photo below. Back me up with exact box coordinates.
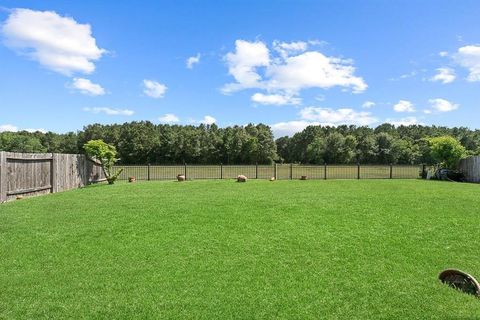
[113,164,424,181]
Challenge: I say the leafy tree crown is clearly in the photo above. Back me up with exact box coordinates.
[428,136,466,169]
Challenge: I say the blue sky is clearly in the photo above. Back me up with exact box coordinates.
[1,0,479,137]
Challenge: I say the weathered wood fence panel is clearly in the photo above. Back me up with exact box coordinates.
[54,153,105,192]
[0,152,105,202]
[458,156,480,183]
[5,152,53,200]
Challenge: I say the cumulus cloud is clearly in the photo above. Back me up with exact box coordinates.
[186,53,200,69]
[189,115,217,125]
[266,51,367,93]
[393,100,415,113]
[222,39,367,102]
[158,113,180,124]
[428,98,459,112]
[455,45,480,81]
[83,107,134,116]
[0,124,19,132]
[251,92,301,105]
[430,67,456,84]
[223,40,270,93]
[270,120,320,137]
[201,115,216,125]
[1,8,106,75]
[362,101,375,109]
[0,124,46,133]
[143,79,167,98]
[385,117,423,126]
[70,78,105,96]
[300,107,377,126]
[270,106,378,137]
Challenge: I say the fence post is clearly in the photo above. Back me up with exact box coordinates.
[147,163,151,181]
[290,163,293,180]
[357,163,360,180]
[0,151,6,202]
[184,163,187,180]
[50,153,58,193]
[274,163,277,180]
[324,163,327,180]
[390,164,393,179]
[255,163,258,179]
[220,163,223,179]
[422,164,426,179]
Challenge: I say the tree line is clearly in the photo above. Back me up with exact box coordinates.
[1,121,479,165]
[276,124,480,165]
[0,122,277,164]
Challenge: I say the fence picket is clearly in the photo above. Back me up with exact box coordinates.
[0,151,6,202]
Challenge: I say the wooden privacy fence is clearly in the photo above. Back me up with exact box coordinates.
[113,164,423,181]
[0,152,105,202]
[458,156,480,183]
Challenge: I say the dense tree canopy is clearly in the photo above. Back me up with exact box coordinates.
[1,122,479,165]
[276,124,479,164]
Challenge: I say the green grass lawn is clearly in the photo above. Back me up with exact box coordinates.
[1,180,479,319]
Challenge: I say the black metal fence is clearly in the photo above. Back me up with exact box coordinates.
[113,164,424,181]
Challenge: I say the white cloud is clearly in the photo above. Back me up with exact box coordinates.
[201,115,216,125]
[251,92,301,105]
[455,45,480,81]
[428,98,459,112]
[223,40,270,93]
[393,100,415,113]
[158,113,179,124]
[83,107,134,116]
[270,120,320,137]
[186,53,200,69]
[222,39,367,98]
[0,124,46,133]
[300,107,378,126]
[439,51,449,57]
[0,124,19,132]
[362,101,375,109]
[270,106,378,137]
[385,117,423,126]
[266,51,367,93]
[188,115,217,125]
[430,67,456,84]
[1,8,105,75]
[143,79,167,98]
[70,78,105,96]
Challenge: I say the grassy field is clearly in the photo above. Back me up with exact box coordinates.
[1,180,479,319]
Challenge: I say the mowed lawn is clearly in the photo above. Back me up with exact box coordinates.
[1,180,480,319]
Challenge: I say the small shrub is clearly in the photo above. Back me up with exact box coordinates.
[84,140,123,185]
